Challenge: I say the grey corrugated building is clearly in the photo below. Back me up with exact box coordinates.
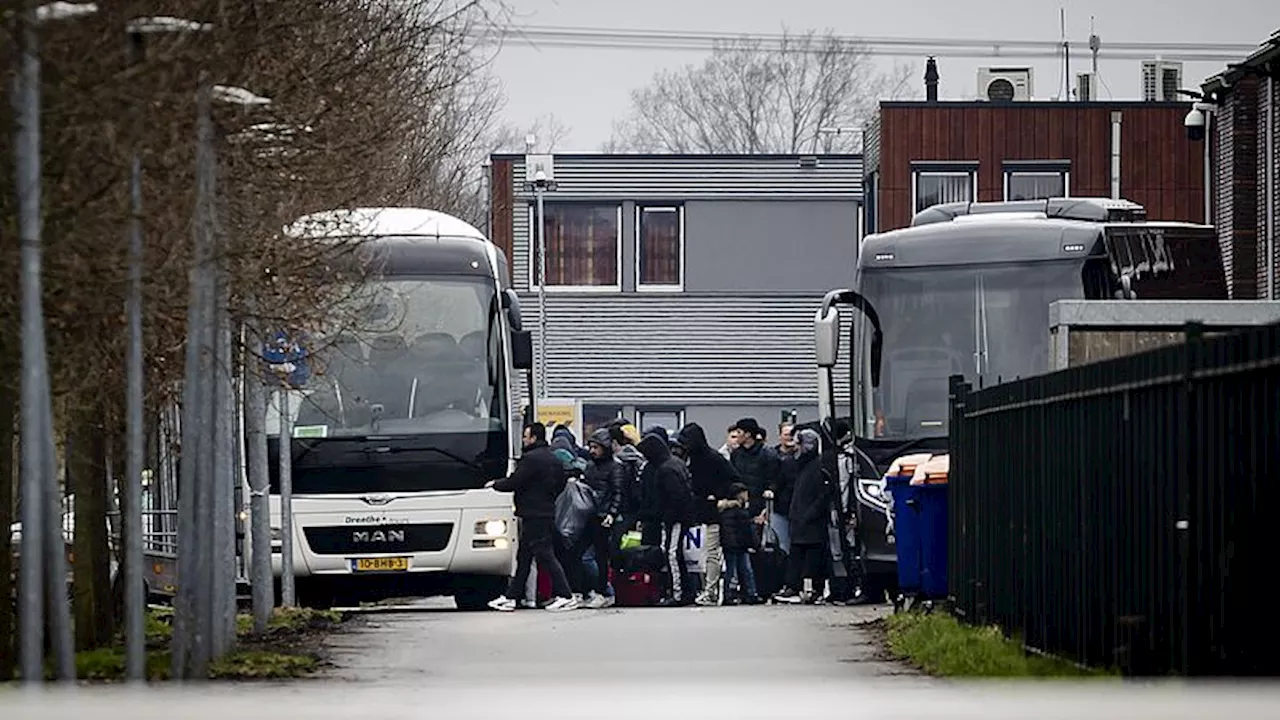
[487,153,862,436]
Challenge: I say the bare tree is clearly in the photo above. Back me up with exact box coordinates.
[606,28,914,154]
[0,0,513,678]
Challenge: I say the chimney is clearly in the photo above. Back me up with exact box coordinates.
[924,56,939,103]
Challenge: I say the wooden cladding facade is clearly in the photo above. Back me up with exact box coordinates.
[867,101,1205,232]
[489,157,515,281]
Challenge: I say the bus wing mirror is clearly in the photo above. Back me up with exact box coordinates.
[815,306,840,367]
[510,330,533,370]
[502,289,524,332]
[821,289,884,388]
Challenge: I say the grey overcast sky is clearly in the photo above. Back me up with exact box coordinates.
[490,0,1273,151]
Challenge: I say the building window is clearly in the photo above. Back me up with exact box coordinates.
[582,405,624,437]
[637,408,684,435]
[1003,161,1071,201]
[912,162,977,213]
[530,203,621,289]
[636,206,684,289]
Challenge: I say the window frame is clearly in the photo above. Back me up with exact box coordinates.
[1002,160,1072,201]
[582,404,625,437]
[636,407,685,433]
[527,202,623,293]
[910,161,978,214]
[635,204,686,292]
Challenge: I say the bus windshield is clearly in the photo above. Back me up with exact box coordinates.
[854,260,1085,440]
[292,275,507,437]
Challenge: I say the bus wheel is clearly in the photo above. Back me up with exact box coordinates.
[454,577,506,611]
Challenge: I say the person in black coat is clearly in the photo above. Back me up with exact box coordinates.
[635,425,668,545]
[729,417,782,519]
[557,428,625,608]
[487,422,577,612]
[718,483,761,604]
[637,431,695,606]
[676,422,739,606]
[775,428,832,605]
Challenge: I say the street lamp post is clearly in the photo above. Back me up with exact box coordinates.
[11,0,99,686]
[522,151,556,403]
[121,13,212,683]
[228,120,309,623]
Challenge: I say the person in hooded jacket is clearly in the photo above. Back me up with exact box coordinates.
[558,428,625,609]
[608,422,646,525]
[552,423,592,462]
[675,422,739,607]
[634,425,669,546]
[637,430,696,606]
[775,428,832,605]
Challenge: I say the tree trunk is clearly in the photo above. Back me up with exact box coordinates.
[0,349,16,680]
[69,405,115,650]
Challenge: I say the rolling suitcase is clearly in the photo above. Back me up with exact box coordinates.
[614,570,663,607]
[751,499,789,599]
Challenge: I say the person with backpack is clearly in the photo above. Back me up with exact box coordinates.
[637,430,695,606]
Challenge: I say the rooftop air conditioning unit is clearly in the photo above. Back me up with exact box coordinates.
[1141,60,1183,102]
[1076,72,1095,102]
[977,67,1034,103]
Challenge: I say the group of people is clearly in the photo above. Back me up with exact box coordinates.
[486,413,853,612]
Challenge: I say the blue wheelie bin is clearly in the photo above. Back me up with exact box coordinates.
[885,474,921,594]
[916,484,948,599]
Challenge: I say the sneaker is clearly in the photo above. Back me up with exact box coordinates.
[694,592,719,607]
[518,599,538,610]
[487,596,516,612]
[545,595,580,612]
[598,594,616,609]
[774,589,802,604]
[582,592,608,609]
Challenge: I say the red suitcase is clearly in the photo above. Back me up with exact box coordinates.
[537,564,553,603]
[614,570,663,607]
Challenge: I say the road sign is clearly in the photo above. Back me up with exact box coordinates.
[262,330,310,388]
[535,397,581,441]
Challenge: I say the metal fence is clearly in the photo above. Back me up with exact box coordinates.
[947,320,1280,676]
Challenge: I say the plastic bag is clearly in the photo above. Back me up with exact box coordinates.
[555,478,596,543]
[618,530,642,551]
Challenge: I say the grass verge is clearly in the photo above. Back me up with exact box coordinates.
[56,606,345,681]
[882,610,1116,678]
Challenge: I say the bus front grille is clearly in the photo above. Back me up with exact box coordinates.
[302,523,453,555]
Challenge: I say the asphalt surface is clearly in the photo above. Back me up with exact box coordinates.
[319,597,923,684]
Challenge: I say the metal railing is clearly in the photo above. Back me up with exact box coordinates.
[948,320,1280,676]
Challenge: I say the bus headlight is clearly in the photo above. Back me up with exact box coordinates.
[475,519,507,537]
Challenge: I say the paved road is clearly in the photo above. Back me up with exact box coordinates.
[319,598,923,684]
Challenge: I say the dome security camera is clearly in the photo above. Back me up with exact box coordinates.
[1184,104,1209,142]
